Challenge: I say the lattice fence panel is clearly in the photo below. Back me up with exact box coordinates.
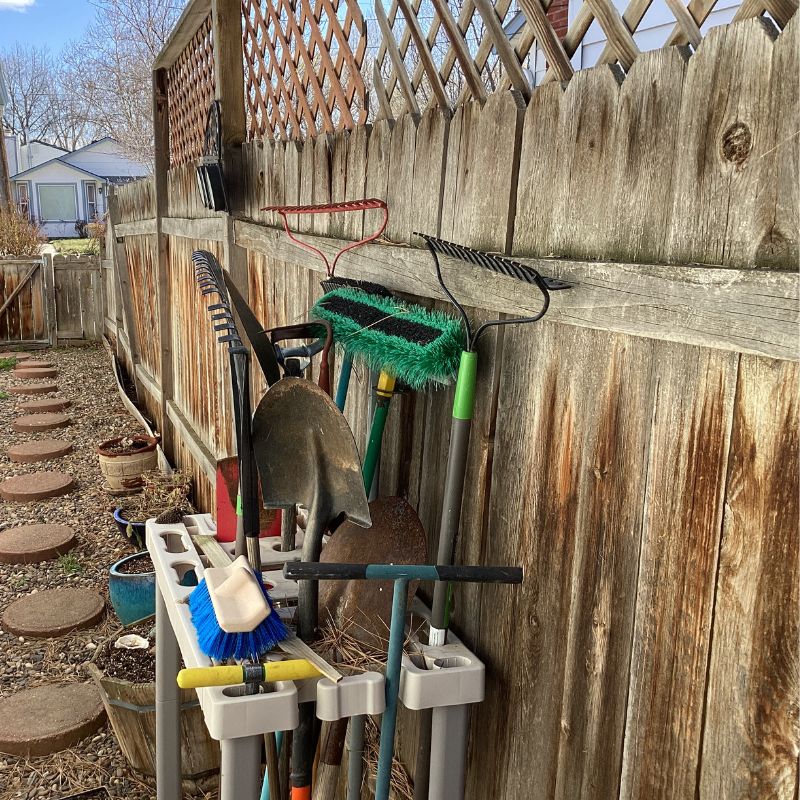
[236,0,795,134]
[166,14,216,167]
[242,0,369,140]
[372,0,797,119]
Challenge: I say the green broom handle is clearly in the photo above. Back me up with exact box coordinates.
[415,350,478,800]
[361,371,396,495]
[430,349,478,645]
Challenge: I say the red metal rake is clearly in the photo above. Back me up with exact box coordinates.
[260,198,388,277]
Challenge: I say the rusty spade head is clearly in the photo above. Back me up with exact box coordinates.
[251,377,371,562]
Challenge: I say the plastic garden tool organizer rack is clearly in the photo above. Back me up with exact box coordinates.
[148,513,489,800]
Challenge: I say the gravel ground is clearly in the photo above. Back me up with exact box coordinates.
[0,345,216,800]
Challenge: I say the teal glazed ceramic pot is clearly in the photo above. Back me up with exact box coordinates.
[108,551,155,625]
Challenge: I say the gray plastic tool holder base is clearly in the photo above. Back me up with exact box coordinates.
[150,513,483,800]
[186,515,486,716]
[148,515,385,729]
[400,597,485,710]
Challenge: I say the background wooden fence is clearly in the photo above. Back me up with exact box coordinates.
[0,255,103,346]
[104,2,798,798]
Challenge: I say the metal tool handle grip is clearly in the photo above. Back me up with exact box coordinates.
[284,562,522,584]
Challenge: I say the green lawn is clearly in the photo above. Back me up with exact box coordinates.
[50,238,100,255]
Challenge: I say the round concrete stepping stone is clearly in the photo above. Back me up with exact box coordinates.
[2,588,104,637]
[0,351,31,360]
[12,412,71,432]
[0,471,75,502]
[18,397,71,413]
[0,524,76,563]
[14,367,58,379]
[7,439,73,463]
[19,360,55,369]
[0,683,105,756]
[8,382,58,396]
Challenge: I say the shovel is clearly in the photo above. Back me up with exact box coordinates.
[251,377,371,800]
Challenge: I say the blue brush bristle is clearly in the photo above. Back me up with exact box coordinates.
[188,574,289,661]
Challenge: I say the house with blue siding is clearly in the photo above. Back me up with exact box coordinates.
[6,135,149,238]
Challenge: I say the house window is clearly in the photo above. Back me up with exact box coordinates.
[15,183,30,218]
[37,184,78,222]
[85,182,98,220]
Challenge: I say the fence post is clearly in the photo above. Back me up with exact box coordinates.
[42,253,57,346]
[152,65,175,456]
[212,0,249,291]
[212,0,252,461]
[107,191,142,376]
[211,0,246,211]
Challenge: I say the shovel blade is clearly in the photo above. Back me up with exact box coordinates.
[251,378,371,529]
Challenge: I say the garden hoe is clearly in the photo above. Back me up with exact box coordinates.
[251,377,371,800]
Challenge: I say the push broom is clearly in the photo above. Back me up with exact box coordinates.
[412,234,570,800]
[310,285,464,800]
[312,286,465,495]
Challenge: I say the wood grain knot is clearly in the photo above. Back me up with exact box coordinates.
[721,122,752,165]
[755,227,788,262]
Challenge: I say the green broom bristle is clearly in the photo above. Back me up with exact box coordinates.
[312,287,465,390]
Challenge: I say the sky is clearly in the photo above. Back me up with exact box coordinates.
[0,0,96,51]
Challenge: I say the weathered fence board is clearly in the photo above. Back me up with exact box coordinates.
[0,260,46,343]
[668,18,779,269]
[699,354,799,800]
[620,345,738,800]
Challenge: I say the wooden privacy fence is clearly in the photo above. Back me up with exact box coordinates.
[0,259,46,344]
[0,254,103,346]
[105,2,798,799]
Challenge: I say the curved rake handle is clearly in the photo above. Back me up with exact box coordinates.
[261,198,388,277]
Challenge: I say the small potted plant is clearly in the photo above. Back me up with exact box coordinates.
[97,434,159,490]
[108,551,157,625]
[113,470,193,549]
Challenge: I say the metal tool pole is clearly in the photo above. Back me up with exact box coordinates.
[219,735,262,800]
[374,578,409,800]
[155,584,181,800]
[346,716,365,800]
[428,704,470,799]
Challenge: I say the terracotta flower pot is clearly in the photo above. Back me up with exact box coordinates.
[97,435,158,490]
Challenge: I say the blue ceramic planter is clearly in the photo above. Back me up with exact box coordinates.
[113,507,146,550]
[109,552,155,625]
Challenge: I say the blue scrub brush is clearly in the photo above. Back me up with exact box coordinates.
[188,555,289,661]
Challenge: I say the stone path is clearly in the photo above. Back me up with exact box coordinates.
[13,367,59,380]
[8,381,58,395]
[12,412,72,433]
[19,397,71,413]
[7,439,74,464]
[0,350,104,760]
[0,345,163,797]
[0,524,77,564]
[0,684,106,757]
[0,471,76,502]
[2,588,105,637]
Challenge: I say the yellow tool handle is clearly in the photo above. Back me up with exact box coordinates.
[177,659,322,689]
